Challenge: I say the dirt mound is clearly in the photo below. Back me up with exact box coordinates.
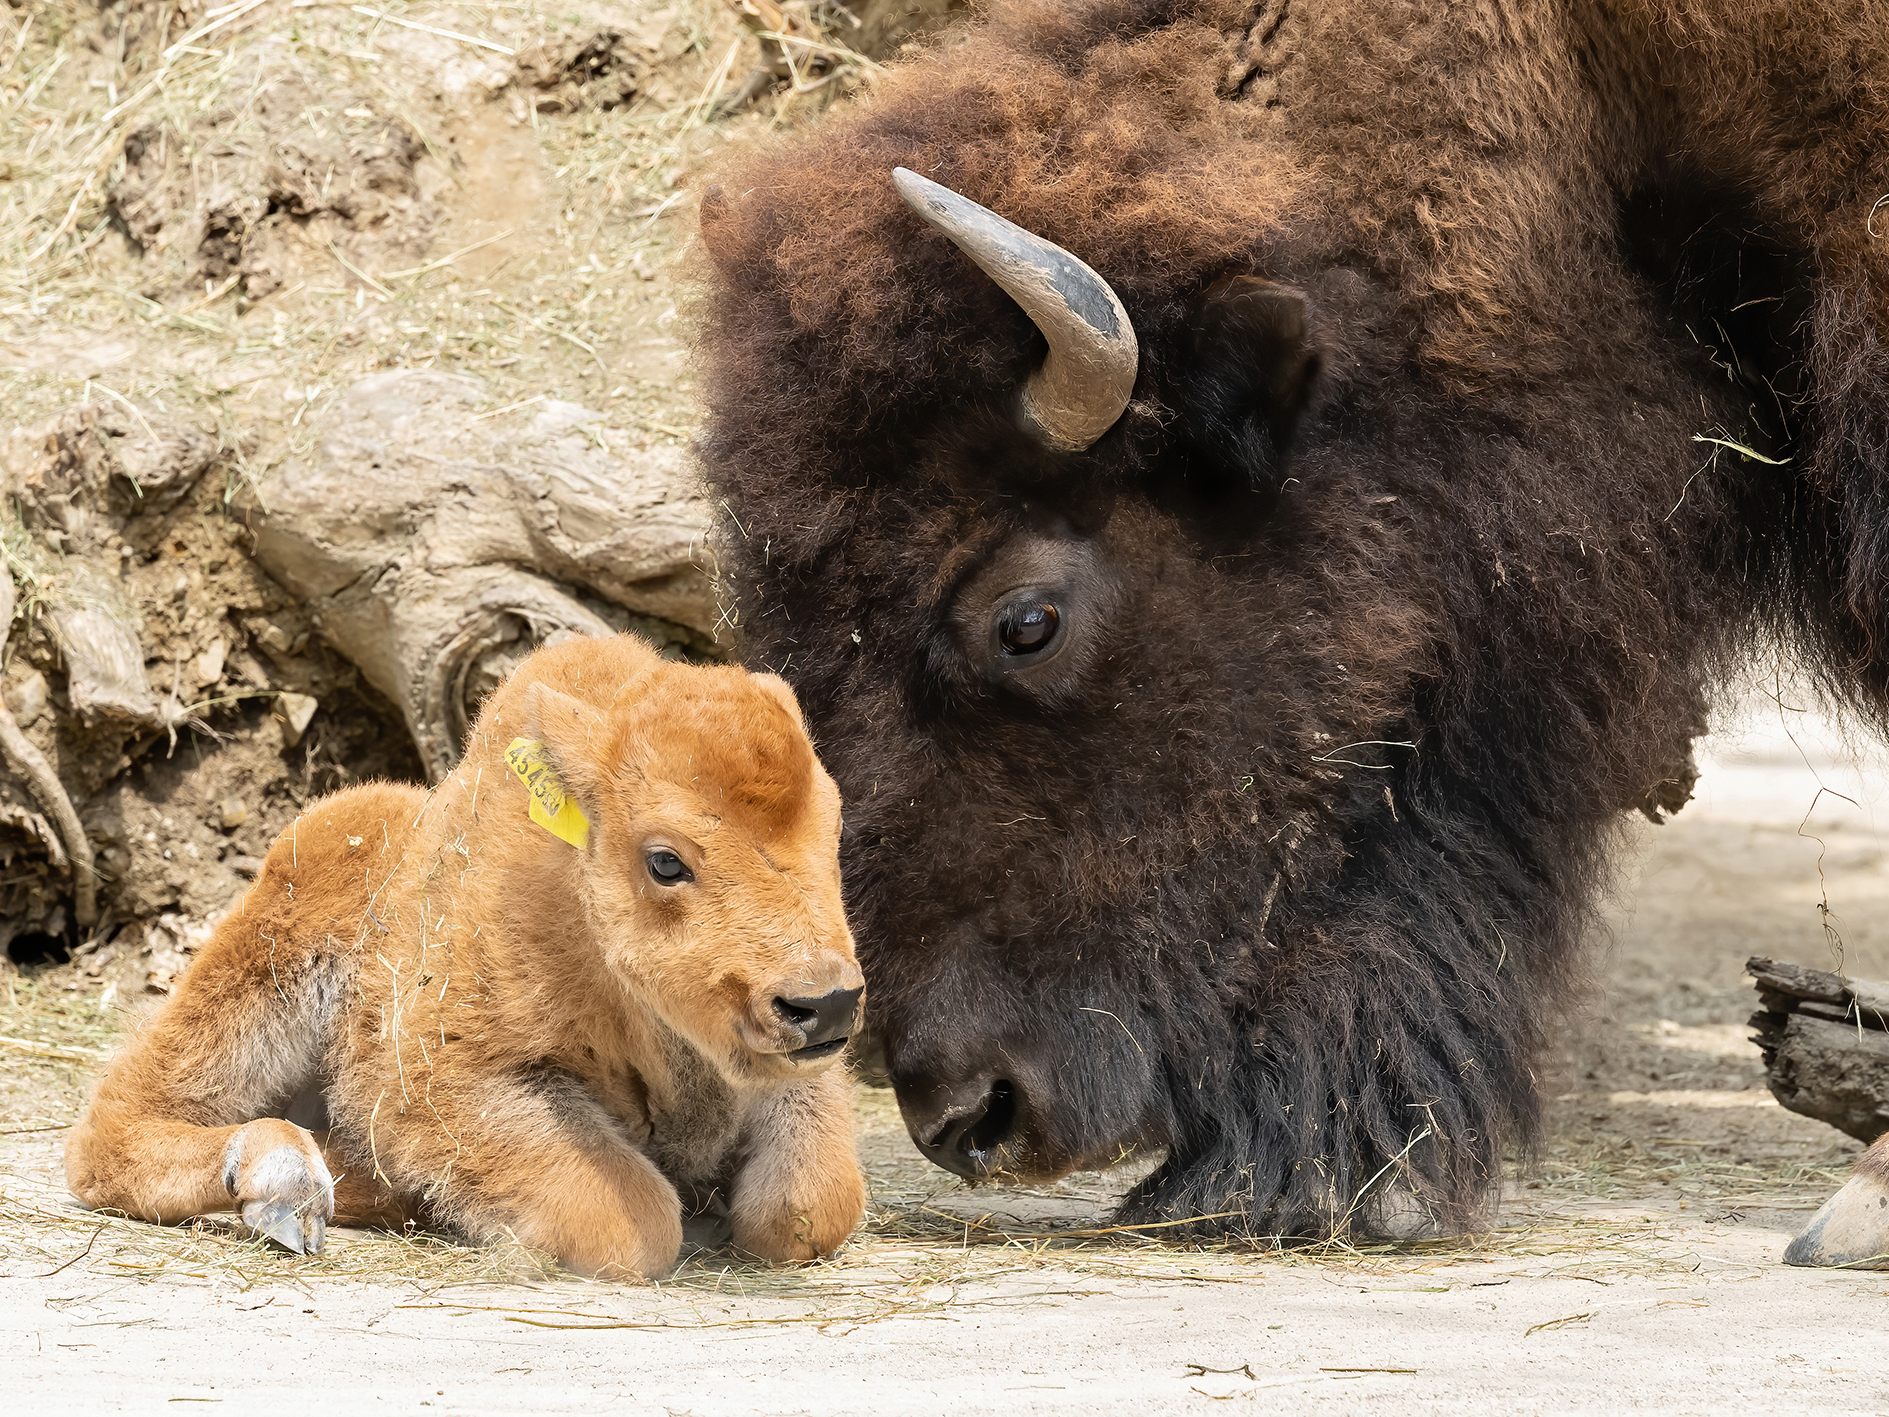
[111,73,428,299]
[0,400,420,972]
[517,27,644,112]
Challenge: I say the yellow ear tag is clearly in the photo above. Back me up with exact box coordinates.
[504,738,590,849]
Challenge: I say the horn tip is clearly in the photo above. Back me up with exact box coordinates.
[891,166,933,206]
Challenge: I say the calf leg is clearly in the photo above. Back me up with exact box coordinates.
[66,903,347,1252]
[1785,1134,1889,1270]
[359,1068,684,1279]
[729,1069,866,1262]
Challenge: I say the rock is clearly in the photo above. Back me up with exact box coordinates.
[275,692,319,748]
[195,637,227,688]
[253,620,297,658]
[246,370,717,778]
[10,669,49,727]
[218,798,248,831]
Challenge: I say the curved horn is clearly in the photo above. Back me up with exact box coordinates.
[893,167,1138,453]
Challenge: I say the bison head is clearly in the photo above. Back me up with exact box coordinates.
[695,0,1779,1234]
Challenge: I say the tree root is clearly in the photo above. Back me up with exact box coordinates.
[0,699,96,928]
[0,568,97,929]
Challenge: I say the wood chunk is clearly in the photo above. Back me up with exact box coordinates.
[1752,1009,1889,1143]
[246,371,716,779]
[1749,956,1889,1144]
[1746,955,1852,1007]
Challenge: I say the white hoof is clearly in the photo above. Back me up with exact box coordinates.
[1785,1169,1889,1269]
[225,1132,336,1255]
[241,1198,327,1254]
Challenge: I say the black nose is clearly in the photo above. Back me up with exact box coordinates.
[773,987,862,1051]
[901,1075,1019,1179]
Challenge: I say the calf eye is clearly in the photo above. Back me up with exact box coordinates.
[994,595,1062,658]
[645,849,693,885]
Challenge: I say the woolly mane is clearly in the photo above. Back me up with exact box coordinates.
[698,2,1294,508]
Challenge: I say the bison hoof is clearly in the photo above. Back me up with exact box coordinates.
[241,1197,327,1255]
[1785,1170,1889,1269]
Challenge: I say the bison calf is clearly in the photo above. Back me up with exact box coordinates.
[66,634,868,1277]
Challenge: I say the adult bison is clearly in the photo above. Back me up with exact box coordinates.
[694,0,1889,1248]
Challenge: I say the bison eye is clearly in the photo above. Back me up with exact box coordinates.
[645,849,692,886]
[995,595,1062,658]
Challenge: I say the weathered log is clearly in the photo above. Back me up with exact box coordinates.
[1749,955,1889,1143]
[246,371,719,780]
[1749,956,1853,1007]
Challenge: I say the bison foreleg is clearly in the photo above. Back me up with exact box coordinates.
[364,1068,684,1279]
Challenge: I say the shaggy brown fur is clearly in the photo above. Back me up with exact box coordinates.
[67,635,866,1276]
[695,0,1888,1238]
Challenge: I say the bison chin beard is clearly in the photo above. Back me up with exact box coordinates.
[859,741,1580,1243]
[1112,794,1577,1245]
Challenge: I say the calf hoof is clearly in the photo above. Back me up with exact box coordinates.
[242,1197,326,1255]
[1785,1170,1889,1270]
[223,1119,336,1255]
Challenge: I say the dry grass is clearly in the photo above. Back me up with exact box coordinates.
[0,0,759,483]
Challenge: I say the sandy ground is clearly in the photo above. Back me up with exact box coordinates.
[5,685,1889,1413]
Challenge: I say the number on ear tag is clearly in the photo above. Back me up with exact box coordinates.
[504,738,591,849]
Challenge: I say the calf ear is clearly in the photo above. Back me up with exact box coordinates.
[1181,276,1323,490]
[751,672,807,728]
[522,683,612,811]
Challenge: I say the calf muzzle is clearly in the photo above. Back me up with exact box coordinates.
[773,986,863,1059]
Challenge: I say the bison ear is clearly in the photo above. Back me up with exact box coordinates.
[522,684,612,814]
[1181,276,1323,490]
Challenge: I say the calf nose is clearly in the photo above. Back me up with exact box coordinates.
[900,1075,1019,1180]
[772,986,862,1051]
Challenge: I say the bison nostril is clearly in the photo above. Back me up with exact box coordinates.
[963,1079,1015,1157]
[919,1077,1017,1176]
[772,986,862,1053]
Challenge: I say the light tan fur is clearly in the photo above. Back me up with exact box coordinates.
[66,634,867,1277]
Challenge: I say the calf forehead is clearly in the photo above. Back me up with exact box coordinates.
[620,674,826,837]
